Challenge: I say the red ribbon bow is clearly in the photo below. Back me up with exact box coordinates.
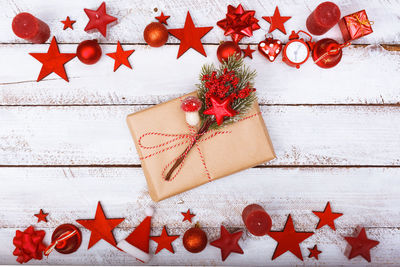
[13,226,46,264]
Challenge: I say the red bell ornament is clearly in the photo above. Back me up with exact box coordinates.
[312,38,350,69]
[76,39,102,65]
[282,30,314,69]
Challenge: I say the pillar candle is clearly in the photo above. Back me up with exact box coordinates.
[12,13,50,43]
[306,2,341,35]
[242,204,272,236]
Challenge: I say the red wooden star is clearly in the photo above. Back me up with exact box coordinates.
[168,12,213,58]
[203,95,237,125]
[344,228,379,262]
[84,2,117,37]
[61,16,76,30]
[313,202,343,231]
[29,37,76,82]
[262,6,291,34]
[210,226,243,261]
[268,215,314,261]
[76,201,124,249]
[181,209,195,223]
[242,45,255,59]
[106,41,135,71]
[155,12,170,25]
[308,245,322,260]
[150,226,179,254]
[34,209,48,223]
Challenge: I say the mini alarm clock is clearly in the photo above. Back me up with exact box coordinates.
[282,30,315,69]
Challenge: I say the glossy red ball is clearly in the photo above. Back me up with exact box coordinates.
[76,39,102,65]
[144,22,168,47]
[217,41,241,63]
[182,226,208,253]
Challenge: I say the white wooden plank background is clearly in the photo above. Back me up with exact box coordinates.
[1,0,400,265]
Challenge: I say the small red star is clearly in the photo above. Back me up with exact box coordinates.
[242,45,255,59]
[313,202,343,231]
[84,2,117,37]
[168,12,213,58]
[150,226,179,254]
[262,6,291,34]
[210,226,243,261]
[344,228,379,262]
[155,12,170,25]
[308,245,322,260]
[203,95,237,125]
[61,16,76,30]
[181,209,195,223]
[34,209,48,223]
[106,41,135,71]
[29,37,76,82]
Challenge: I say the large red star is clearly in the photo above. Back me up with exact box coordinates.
[150,226,179,254]
[308,245,322,260]
[210,226,243,261]
[262,6,291,34]
[61,16,76,30]
[76,201,124,249]
[84,2,117,37]
[155,12,170,25]
[268,215,314,261]
[181,209,196,223]
[203,95,237,125]
[242,44,256,59]
[344,228,379,262]
[106,41,135,71]
[168,12,213,58]
[29,37,76,82]
[34,209,48,223]
[313,202,343,231]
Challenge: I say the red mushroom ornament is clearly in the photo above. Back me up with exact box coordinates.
[181,96,202,126]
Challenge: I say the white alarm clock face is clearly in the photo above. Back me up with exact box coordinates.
[285,41,309,63]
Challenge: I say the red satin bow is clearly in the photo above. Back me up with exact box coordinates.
[217,4,260,43]
[13,226,46,264]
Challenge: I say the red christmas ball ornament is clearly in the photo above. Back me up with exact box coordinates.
[182,224,208,253]
[312,38,347,69]
[144,22,168,47]
[217,41,241,63]
[76,39,102,65]
[49,224,82,254]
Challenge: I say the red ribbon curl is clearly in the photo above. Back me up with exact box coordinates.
[13,226,46,264]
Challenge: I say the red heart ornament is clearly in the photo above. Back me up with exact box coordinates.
[258,37,282,62]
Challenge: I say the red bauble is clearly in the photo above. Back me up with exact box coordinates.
[312,38,343,69]
[217,41,241,63]
[258,37,283,62]
[144,22,168,47]
[76,40,102,65]
[51,224,82,254]
[182,225,208,253]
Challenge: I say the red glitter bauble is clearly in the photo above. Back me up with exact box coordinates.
[76,39,102,65]
[182,226,208,253]
[217,41,241,63]
[144,22,168,47]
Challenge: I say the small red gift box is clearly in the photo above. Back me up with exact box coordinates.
[338,10,373,42]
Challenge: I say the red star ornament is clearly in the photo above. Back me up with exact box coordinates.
[242,44,255,59]
[313,202,343,231]
[181,209,195,223]
[203,95,237,125]
[34,209,48,223]
[308,245,322,260]
[268,215,314,261]
[262,7,291,34]
[168,12,213,58]
[150,226,179,254]
[84,2,117,37]
[106,41,135,71]
[61,16,76,30]
[156,12,170,25]
[210,226,243,261]
[30,37,76,82]
[76,201,124,249]
[344,227,379,262]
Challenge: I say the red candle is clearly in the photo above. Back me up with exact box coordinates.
[306,2,341,35]
[242,204,272,236]
[12,13,50,43]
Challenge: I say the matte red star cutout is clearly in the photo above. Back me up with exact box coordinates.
[150,226,179,254]
[76,201,124,249]
[106,41,135,71]
[84,2,117,37]
[181,209,195,223]
[61,16,76,30]
[34,209,48,223]
[262,6,291,34]
[268,215,314,261]
[210,226,243,261]
[168,12,213,58]
[203,95,237,125]
[155,12,170,25]
[344,228,379,262]
[30,37,76,82]
[308,245,322,260]
[313,202,343,231]
[242,45,255,59]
